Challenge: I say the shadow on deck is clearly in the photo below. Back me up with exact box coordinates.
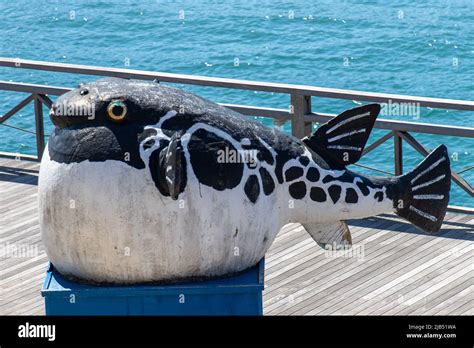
[0,158,472,315]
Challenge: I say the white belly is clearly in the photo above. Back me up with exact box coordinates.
[38,147,282,283]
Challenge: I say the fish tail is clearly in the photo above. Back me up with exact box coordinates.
[391,145,451,233]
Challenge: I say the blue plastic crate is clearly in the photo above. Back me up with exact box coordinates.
[41,259,264,316]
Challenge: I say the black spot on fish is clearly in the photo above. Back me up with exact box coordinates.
[289,182,307,199]
[374,191,384,202]
[188,129,243,190]
[241,138,275,166]
[328,185,342,203]
[322,171,354,184]
[285,167,304,181]
[306,167,320,182]
[274,143,305,184]
[142,139,155,150]
[356,181,370,196]
[299,156,310,166]
[259,167,275,195]
[244,175,260,203]
[161,113,195,132]
[256,146,274,165]
[310,187,327,202]
[345,188,358,203]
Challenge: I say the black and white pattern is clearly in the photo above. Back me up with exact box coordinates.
[39,78,451,284]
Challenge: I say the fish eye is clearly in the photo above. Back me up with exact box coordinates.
[80,88,89,96]
[107,101,127,122]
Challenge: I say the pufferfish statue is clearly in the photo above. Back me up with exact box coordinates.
[38,78,450,283]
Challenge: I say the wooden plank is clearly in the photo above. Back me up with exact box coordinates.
[267,217,384,265]
[266,216,400,279]
[265,226,384,294]
[451,300,472,316]
[3,292,44,315]
[0,224,40,244]
[0,217,40,237]
[401,278,471,315]
[427,287,473,315]
[1,255,48,280]
[287,215,471,315]
[310,238,471,315]
[323,216,471,315]
[359,226,470,304]
[364,247,472,315]
[380,257,473,315]
[264,217,414,302]
[0,274,45,307]
[16,301,45,316]
[265,218,470,315]
[0,273,45,300]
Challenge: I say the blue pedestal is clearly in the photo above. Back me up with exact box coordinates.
[41,259,264,316]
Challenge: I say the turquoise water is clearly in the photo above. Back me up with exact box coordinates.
[0,0,472,207]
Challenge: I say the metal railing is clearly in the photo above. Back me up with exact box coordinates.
[0,58,473,214]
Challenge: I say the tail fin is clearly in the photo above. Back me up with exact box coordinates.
[393,145,451,233]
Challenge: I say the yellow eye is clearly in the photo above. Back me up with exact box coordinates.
[107,101,127,122]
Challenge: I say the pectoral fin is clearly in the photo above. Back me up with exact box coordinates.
[302,221,352,250]
[156,131,187,200]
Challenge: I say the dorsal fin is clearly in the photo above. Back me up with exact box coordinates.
[302,104,380,169]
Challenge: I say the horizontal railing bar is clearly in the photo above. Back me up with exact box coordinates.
[221,104,290,120]
[0,80,70,95]
[305,112,474,138]
[1,80,473,138]
[0,151,39,161]
[1,58,474,110]
[446,205,474,215]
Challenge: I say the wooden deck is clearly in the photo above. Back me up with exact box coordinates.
[0,157,472,315]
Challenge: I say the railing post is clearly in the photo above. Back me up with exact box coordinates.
[394,131,403,176]
[290,94,312,139]
[34,95,45,161]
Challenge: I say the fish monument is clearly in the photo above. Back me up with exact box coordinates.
[38,78,451,284]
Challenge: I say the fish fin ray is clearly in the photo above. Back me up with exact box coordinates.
[303,104,380,169]
[393,145,450,233]
[302,221,352,250]
[159,131,187,200]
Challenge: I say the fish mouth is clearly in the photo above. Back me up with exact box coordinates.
[50,97,99,129]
